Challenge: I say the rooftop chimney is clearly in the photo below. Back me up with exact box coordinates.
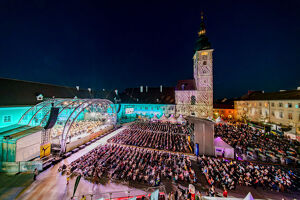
[146,86,148,92]
[140,86,143,93]
[160,85,163,93]
[88,88,91,92]
[76,86,80,91]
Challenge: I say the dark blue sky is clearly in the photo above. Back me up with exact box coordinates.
[0,0,299,99]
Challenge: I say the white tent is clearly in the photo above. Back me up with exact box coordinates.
[214,137,234,159]
[151,114,159,122]
[202,192,255,200]
[243,192,254,200]
[177,115,187,124]
[216,117,226,124]
[168,114,177,124]
[159,114,168,122]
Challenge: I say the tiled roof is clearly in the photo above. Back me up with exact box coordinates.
[239,90,300,101]
[119,87,175,104]
[0,78,117,106]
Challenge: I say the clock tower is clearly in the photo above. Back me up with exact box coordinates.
[175,13,213,118]
[193,14,213,117]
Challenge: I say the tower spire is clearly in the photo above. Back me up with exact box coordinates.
[194,11,211,52]
[198,11,206,36]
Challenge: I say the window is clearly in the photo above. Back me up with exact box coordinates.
[295,104,300,108]
[259,103,262,106]
[288,113,293,120]
[288,103,293,108]
[202,55,208,60]
[271,102,275,107]
[271,111,275,117]
[203,61,207,65]
[279,103,283,107]
[3,116,11,123]
[191,96,196,105]
[279,112,283,118]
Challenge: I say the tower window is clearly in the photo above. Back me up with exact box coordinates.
[202,55,208,60]
[191,96,196,105]
[203,61,207,65]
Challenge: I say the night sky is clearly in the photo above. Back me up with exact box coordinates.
[0,0,299,99]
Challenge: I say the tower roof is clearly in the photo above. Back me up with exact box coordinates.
[194,12,211,52]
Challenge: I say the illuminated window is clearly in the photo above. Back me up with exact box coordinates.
[288,113,293,120]
[279,103,283,107]
[271,102,275,107]
[3,116,11,123]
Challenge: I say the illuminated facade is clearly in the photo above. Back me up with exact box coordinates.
[175,14,213,118]
[235,90,300,141]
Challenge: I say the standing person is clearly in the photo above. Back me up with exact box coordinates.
[223,187,228,197]
[33,168,38,181]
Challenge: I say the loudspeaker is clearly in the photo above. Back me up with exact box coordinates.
[116,104,122,113]
[44,107,59,129]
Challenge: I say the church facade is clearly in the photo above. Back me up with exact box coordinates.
[175,15,214,118]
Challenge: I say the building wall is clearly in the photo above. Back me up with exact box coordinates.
[175,49,214,118]
[0,107,31,128]
[118,103,176,119]
[175,90,213,118]
[235,100,300,139]
[213,108,236,120]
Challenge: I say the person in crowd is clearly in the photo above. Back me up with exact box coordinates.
[33,168,38,181]
[214,123,299,164]
[223,186,228,197]
[67,143,194,186]
[198,156,299,192]
[108,122,193,153]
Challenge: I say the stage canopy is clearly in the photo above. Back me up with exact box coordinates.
[18,98,117,152]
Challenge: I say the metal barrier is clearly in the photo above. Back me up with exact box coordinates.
[72,185,166,200]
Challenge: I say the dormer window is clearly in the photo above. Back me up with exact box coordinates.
[181,84,185,90]
[36,94,43,101]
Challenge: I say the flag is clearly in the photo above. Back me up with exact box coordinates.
[72,175,81,198]
[150,189,159,200]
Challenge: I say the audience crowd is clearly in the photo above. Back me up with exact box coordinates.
[215,124,299,164]
[108,122,193,153]
[199,156,299,193]
[67,144,196,186]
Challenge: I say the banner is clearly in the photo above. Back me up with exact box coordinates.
[150,189,159,200]
[73,175,81,198]
[40,143,51,158]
